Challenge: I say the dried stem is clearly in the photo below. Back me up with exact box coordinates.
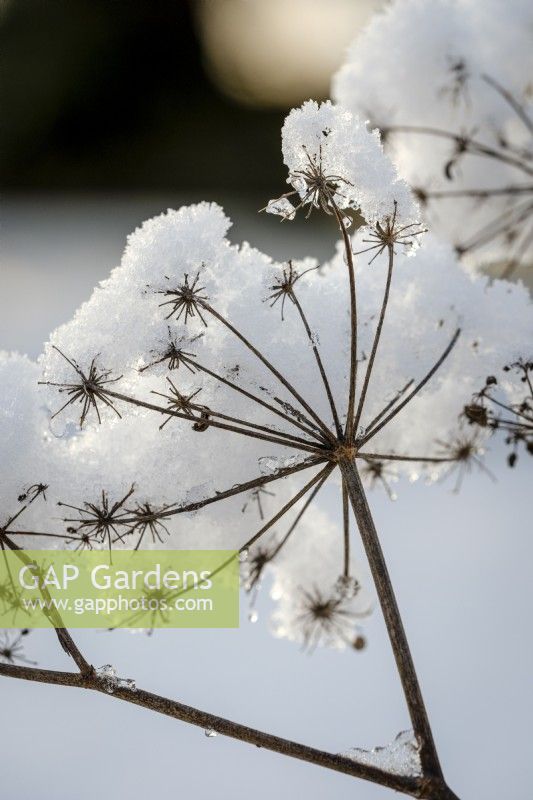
[362,329,461,445]
[330,201,358,442]
[200,302,336,443]
[185,356,325,442]
[0,533,92,674]
[291,292,343,438]
[342,481,349,578]
[242,463,334,552]
[340,460,445,784]
[268,471,330,561]
[353,244,395,433]
[390,125,533,177]
[0,661,460,799]
[104,389,323,455]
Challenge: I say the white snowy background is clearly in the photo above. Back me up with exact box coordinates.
[1,195,531,799]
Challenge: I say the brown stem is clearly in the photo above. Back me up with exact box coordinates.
[482,74,533,136]
[353,245,394,434]
[421,184,533,200]
[0,663,461,799]
[291,292,343,438]
[8,457,327,539]
[359,453,457,464]
[242,463,334,552]
[184,356,326,442]
[269,469,331,560]
[362,329,461,446]
[200,302,336,443]
[342,481,349,577]
[0,533,92,675]
[458,199,533,254]
[330,202,358,442]
[158,393,320,450]
[365,380,415,432]
[340,460,444,782]
[104,389,323,455]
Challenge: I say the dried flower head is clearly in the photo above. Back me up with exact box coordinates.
[39,346,122,427]
[58,486,135,552]
[156,272,208,325]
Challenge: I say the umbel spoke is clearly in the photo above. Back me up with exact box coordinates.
[361,328,461,445]
[199,301,336,443]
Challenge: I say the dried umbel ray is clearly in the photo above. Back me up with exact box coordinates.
[1,100,530,800]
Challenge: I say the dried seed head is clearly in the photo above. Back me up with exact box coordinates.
[39,347,122,428]
[156,272,208,325]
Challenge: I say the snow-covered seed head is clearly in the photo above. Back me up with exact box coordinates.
[266,260,319,320]
[58,486,135,550]
[156,271,209,326]
[129,503,170,549]
[139,329,200,374]
[39,347,123,428]
[356,202,427,265]
[151,378,204,430]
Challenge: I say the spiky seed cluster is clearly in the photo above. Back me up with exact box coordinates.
[58,486,135,551]
[0,630,34,666]
[295,586,360,652]
[140,328,200,373]
[39,346,122,427]
[151,378,210,431]
[356,202,427,264]
[156,272,208,325]
[267,261,319,319]
[266,144,353,220]
[130,502,170,550]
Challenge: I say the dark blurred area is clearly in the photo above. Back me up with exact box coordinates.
[0,0,286,191]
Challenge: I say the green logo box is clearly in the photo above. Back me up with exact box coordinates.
[0,550,239,629]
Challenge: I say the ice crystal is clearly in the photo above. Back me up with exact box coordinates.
[342,730,422,777]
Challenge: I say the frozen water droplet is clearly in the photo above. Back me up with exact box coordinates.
[341,730,422,777]
[239,549,249,563]
[97,664,116,678]
[390,492,398,502]
[96,664,118,694]
[96,665,136,694]
[204,729,217,738]
[248,609,259,623]
[291,176,307,196]
[117,677,137,692]
[342,215,353,229]
[258,456,280,475]
[334,575,360,600]
[357,425,366,438]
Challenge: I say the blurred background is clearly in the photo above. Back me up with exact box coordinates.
[0,0,381,193]
[1,3,532,800]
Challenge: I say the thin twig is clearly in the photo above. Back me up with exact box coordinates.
[361,329,461,445]
[291,292,343,438]
[331,201,358,442]
[0,661,453,799]
[184,356,326,443]
[200,302,336,443]
[353,245,395,433]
